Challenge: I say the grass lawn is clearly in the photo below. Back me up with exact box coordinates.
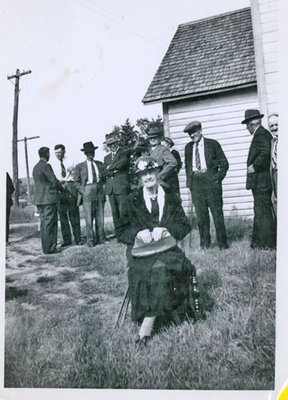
[5,216,276,389]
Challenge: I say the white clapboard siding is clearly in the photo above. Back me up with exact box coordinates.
[259,0,279,113]
[165,87,258,217]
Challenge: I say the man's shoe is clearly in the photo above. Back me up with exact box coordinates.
[135,335,150,346]
[87,242,94,248]
[61,242,71,248]
[75,240,84,245]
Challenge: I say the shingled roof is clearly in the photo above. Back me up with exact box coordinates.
[143,7,256,104]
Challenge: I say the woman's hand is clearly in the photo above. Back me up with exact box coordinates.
[151,227,167,241]
[136,229,152,243]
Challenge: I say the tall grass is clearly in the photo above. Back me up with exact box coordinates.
[5,218,276,389]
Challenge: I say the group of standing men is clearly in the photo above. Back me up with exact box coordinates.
[32,108,278,254]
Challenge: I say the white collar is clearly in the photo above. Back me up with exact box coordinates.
[143,184,165,221]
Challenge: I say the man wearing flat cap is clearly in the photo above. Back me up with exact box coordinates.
[33,147,63,254]
[103,132,130,240]
[74,142,106,247]
[147,126,178,190]
[242,109,276,249]
[184,121,229,249]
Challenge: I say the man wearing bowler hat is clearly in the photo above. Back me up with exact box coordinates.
[147,126,178,190]
[103,132,130,240]
[74,142,106,247]
[242,109,276,249]
[184,121,229,249]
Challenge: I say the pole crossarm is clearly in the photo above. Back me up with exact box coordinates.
[17,136,40,142]
[7,70,32,80]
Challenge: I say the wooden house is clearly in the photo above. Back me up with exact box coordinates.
[142,2,279,218]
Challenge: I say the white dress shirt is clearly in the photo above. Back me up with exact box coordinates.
[192,136,207,171]
[86,159,99,184]
[51,156,75,182]
[143,185,165,222]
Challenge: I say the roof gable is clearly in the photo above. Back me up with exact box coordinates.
[143,8,256,104]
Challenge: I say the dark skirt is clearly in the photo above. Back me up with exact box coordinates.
[127,245,196,322]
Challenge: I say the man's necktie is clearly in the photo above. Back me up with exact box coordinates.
[195,143,201,170]
[271,139,277,169]
[150,198,159,222]
[60,161,66,178]
[91,161,97,183]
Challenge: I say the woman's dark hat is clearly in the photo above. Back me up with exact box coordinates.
[81,142,98,152]
[106,132,120,145]
[147,126,164,138]
[135,156,160,175]
[162,137,174,147]
[241,109,264,124]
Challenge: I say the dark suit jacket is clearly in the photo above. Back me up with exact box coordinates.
[74,160,105,203]
[103,148,130,195]
[171,149,182,173]
[32,160,60,205]
[184,137,229,188]
[246,125,272,191]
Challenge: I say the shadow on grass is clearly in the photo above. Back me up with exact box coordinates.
[6,286,28,301]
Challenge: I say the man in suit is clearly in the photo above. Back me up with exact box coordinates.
[103,132,130,240]
[147,127,178,190]
[51,144,82,246]
[33,147,62,254]
[6,172,14,243]
[74,142,106,247]
[242,109,276,249]
[161,136,182,194]
[268,113,278,218]
[184,121,229,249]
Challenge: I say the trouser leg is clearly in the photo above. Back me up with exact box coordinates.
[252,189,276,249]
[109,194,120,237]
[38,204,58,254]
[192,194,211,248]
[83,199,94,245]
[95,198,105,243]
[68,198,81,243]
[208,188,228,248]
[58,197,72,244]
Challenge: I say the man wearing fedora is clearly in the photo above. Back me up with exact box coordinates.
[103,132,130,240]
[184,121,229,250]
[147,126,178,190]
[242,109,276,249]
[74,142,106,247]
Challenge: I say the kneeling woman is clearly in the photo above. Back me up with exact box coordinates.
[117,156,200,344]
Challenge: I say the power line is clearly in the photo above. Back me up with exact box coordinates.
[73,0,166,48]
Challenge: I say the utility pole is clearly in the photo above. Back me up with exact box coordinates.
[7,68,32,207]
[17,136,40,203]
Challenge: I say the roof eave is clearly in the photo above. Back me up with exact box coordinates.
[143,82,257,105]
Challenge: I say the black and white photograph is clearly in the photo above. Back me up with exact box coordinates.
[1,0,287,399]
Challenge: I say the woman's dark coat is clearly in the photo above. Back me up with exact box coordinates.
[118,186,195,322]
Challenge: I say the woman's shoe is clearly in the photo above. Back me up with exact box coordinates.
[135,335,150,346]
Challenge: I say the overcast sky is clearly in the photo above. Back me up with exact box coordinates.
[1,0,250,178]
